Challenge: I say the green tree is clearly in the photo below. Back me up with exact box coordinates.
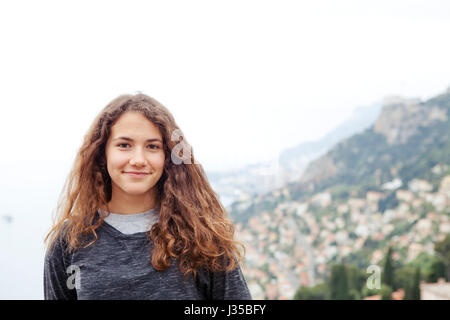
[411,267,421,300]
[435,234,450,281]
[403,279,412,300]
[404,267,422,300]
[361,286,382,299]
[293,283,327,300]
[427,258,447,283]
[346,265,366,294]
[380,285,393,300]
[404,267,421,300]
[394,266,414,296]
[328,264,351,300]
[382,246,395,289]
[348,288,361,300]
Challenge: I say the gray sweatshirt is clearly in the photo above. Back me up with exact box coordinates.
[43,209,252,300]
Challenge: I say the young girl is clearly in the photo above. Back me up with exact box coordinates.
[43,93,251,300]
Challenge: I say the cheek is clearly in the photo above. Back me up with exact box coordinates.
[107,152,129,173]
[154,153,166,171]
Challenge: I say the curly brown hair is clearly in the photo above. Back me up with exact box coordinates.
[44,93,245,278]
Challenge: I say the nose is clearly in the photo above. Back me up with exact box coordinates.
[129,149,146,166]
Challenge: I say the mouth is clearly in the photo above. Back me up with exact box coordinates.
[123,172,150,177]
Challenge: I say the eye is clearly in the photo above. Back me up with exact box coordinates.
[116,143,160,150]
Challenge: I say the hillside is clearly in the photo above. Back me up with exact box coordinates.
[229,88,450,299]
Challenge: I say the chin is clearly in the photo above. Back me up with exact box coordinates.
[123,187,152,196]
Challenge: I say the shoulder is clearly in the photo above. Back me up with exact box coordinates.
[46,218,90,257]
[46,220,71,258]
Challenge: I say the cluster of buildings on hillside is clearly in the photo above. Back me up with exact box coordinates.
[237,173,450,299]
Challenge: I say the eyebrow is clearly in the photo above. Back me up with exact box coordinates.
[112,136,162,143]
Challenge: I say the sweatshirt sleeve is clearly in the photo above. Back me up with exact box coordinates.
[43,233,78,300]
[210,263,252,300]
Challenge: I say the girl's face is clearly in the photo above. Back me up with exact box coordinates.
[105,111,165,201]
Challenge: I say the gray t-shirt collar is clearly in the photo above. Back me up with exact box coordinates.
[97,206,160,235]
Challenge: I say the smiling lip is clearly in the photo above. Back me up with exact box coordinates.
[124,172,149,177]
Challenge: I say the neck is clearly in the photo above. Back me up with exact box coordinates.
[105,189,158,215]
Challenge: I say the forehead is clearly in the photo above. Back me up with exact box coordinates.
[109,112,162,139]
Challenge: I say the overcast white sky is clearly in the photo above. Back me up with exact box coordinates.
[1,0,450,174]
